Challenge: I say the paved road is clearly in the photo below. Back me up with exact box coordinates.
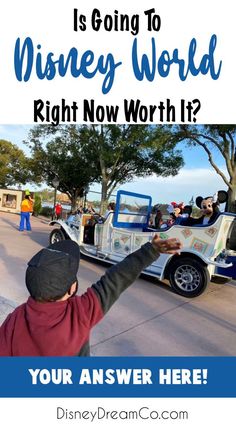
[0,212,236,356]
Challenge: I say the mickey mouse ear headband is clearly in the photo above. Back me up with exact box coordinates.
[196,196,203,208]
[217,190,228,204]
[211,190,228,204]
[196,190,228,208]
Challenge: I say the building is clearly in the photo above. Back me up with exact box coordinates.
[0,188,24,214]
[57,193,71,205]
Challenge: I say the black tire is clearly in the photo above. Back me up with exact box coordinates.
[169,257,209,298]
[49,228,66,245]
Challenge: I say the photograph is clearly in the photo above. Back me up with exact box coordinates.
[0,0,235,427]
[0,124,235,357]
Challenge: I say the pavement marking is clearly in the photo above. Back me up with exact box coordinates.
[91,279,236,349]
[91,295,196,348]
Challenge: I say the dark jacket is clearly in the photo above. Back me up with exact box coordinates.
[180,211,219,226]
[0,242,160,356]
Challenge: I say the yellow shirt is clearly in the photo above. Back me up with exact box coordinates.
[21,199,31,212]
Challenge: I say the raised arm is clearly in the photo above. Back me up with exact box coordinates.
[92,235,182,314]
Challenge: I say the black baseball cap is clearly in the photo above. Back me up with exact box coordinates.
[25,240,80,301]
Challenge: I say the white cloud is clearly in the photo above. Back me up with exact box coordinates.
[112,167,229,205]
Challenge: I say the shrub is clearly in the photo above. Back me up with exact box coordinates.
[39,206,52,218]
[32,193,42,216]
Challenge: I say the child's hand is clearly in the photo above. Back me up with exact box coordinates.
[151,234,182,254]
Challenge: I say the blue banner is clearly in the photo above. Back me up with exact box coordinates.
[0,356,235,397]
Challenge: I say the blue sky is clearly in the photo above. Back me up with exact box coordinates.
[0,124,228,206]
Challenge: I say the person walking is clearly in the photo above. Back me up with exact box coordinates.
[55,202,63,220]
[19,191,34,231]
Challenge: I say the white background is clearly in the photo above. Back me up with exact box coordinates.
[0,0,235,124]
[0,397,234,429]
[0,1,235,426]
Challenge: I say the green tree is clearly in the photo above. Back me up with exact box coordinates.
[26,124,183,214]
[170,125,236,212]
[0,139,30,187]
[26,126,100,210]
[37,188,54,202]
[79,124,183,213]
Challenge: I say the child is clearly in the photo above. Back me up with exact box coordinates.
[0,235,182,356]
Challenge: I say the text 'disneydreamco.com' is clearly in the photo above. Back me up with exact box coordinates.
[56,405,189,422]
